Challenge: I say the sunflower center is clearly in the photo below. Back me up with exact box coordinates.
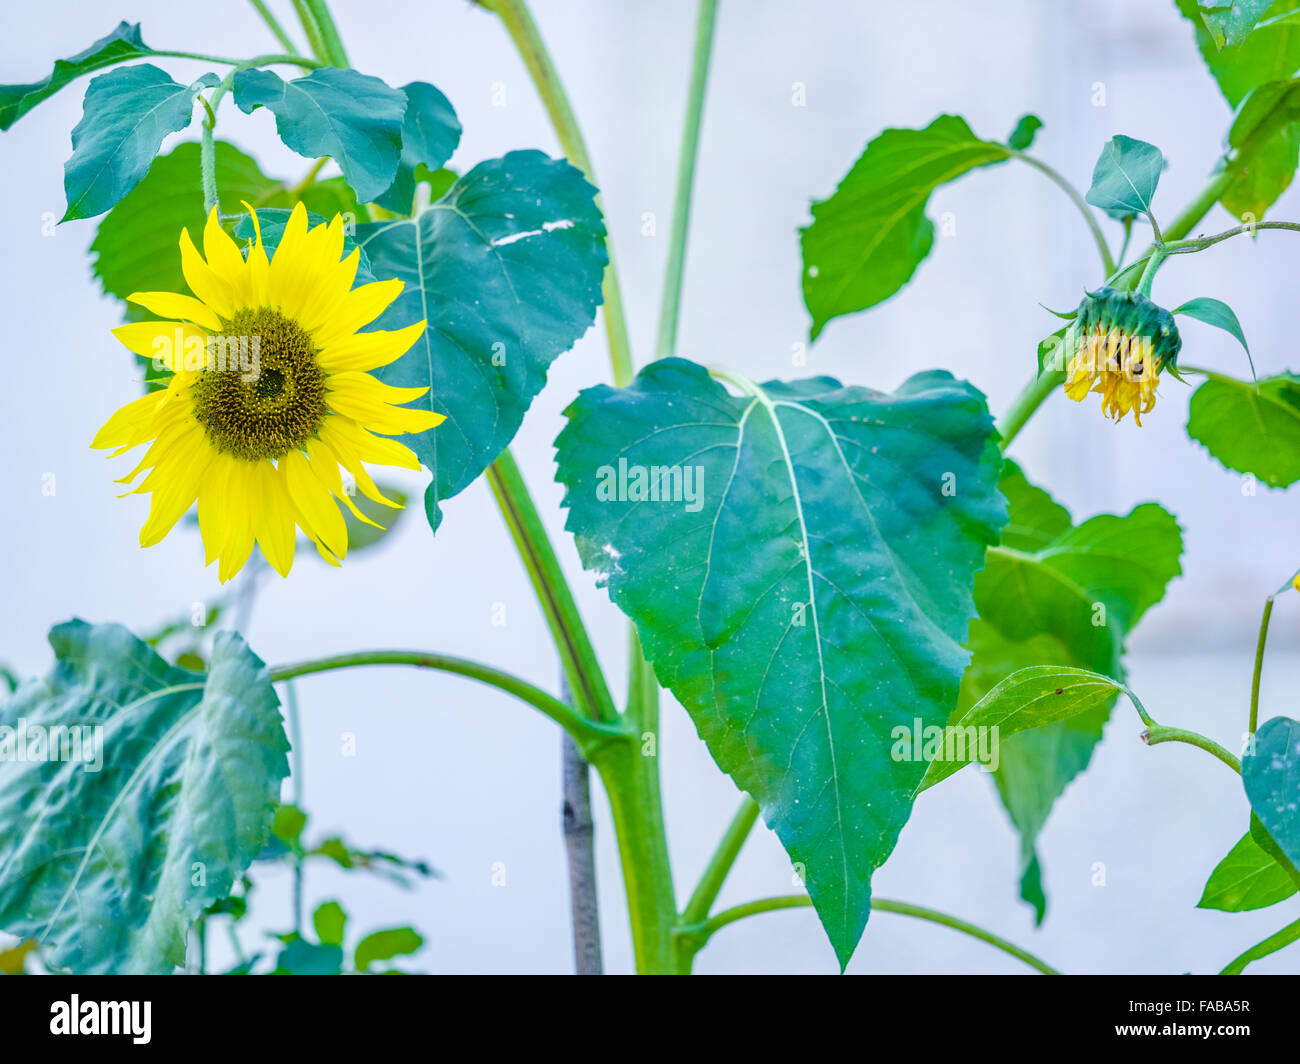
[191,307,327,461]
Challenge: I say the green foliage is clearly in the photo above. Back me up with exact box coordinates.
[354,927,423,971]
[63,65,215,221]
[1244,716,1300,868]
[0,21,155,130]
[313,901,348,946]
[1222,76,1300,219]
[1006,113,1044,151]
[373,82,462,213]
[0,621,288,973]
[1173,298,1252,375]
[1194,0,1277,48]
[356,151,607,530]
[1199,829,1299,911]
[1084,135,1163,220]
[799,114,1013,338]
[232,67,406,202]
[1187,372,1300,486]
[960,462,1183,921]
[555,358,1006,968]
[1178,0,1300,105]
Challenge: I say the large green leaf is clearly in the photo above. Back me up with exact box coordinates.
[1192,0,1277,48]
[1187,372,1300,487]
[63,64,216,221]
[354,926,423,971]
[373,82,462,214]
[0,621,288,973]
[1085,135,1164,220]
[1244,716,1300,868]
[1221,77,1300,219]
[356,150,606,529]
[1198,829,1299,911]
[799,114,1012,339]
[1178,0,1300,105]
[0,21,156,131]
[961,461,1182,922]
[232,67,406,203]
[555,358,1006,968]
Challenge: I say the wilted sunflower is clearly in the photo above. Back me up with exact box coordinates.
[93,202,443,581]
[1061,287,1181,426]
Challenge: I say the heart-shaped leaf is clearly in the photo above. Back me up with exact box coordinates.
[356,150,607,529]
[0,621,288,973]
[1085,135,1164,220]
[233,67,406,203]
[373,81,462,213]
[555,357,1006,968]
[63,64,216,221]
[1187,372,1300,487]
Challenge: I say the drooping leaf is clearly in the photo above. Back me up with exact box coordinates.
[354,927,423,971]
[1177,0,1300,106]
[356,150,606,530]
[555,357,1006,969]
[1084,135,1164,220]
[312,901,347,946]
[1007,113,1044,150]
[959,462,1182,922]
[1187,372,1300,487]
[800,114,1012,338]
[1174,297,1255,378]
[1243,716,1300,868]
[1198,829,1299,911]
[0,621,288,973]
[63,65,216,221]
[919,666,1126,790]
[373,82,462,214]
[0,21,156,131]
[232,67,406,202]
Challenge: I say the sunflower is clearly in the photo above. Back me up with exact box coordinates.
[1060,287,1181,426]
[92,202,443,581]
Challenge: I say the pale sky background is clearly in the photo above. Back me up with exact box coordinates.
[1,0,1298,974]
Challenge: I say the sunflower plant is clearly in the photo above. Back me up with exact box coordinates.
[2,0,1300,977]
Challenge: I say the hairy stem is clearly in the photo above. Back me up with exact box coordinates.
[304,0,350,66]
[291,0,331,62]
[655,0,720,360]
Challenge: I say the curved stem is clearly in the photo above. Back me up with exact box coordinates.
[245,0,302,54]
[481,0,635,386]
[996,368,1063,448]
[1221,916,1300,974]
[686,894,1060,975]
[1008,150,1114,276]
[268,649,625,753]
[155,49,321,70]
[1140,725,1242,773]
[655,0,719,360]
[1250,596,1275,735]
[681,794,760,927]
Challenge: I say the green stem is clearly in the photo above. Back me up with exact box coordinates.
[681,895,1059,975]
[681,795,759,928]
[1135,246,1165,297]
[1140,725,1242,774]
[304,0,350,66]
[154,49,321,69]
[485,450,618,725]
[284,680,305,935]
[268,649,624,754]
[1008,150,1115,276]
[996,368,1064,448]
[245,0,302,54]
[199,97,219,214]
[291,0,331,62]
[1221,916,1300,974]
[481,0,635,387]
[1250,596,1274,735]
[655,0,719,360]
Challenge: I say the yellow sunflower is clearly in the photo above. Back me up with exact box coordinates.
[92,202,443,582]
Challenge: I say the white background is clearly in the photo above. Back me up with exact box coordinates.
[1,0,1298,973]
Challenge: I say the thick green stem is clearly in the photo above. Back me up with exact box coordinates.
[1250,596,1274,735]
[291,0,331,63]
[268,649,623,754]
[655,0,719,360]
[1008,150,1114,276]
[485,450,618,725]
[1221,916,1300,974]
[679,894,1059,975]
[996,368,1063,448]
[304,0,350,66]
[481,0,635,387]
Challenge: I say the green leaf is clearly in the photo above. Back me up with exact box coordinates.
[312,901,347,946]
[272,803,308,845]
[63,65,216,222]
[356,150,607,530]
[1177,0,1300,106]
[960,462,1182,922]
[1187,372,1300,487]
[354,926,423,971]
[1174,297,1254,378]
[1195,0,1277,48]
[800,114,1012,339]
[1243,716,1300,868]
[1198,830,1299,911]
[1221,78,1300,220]
[555,358,1006,969]
[920,666,1125,790]
[1084,135,1164,220]
[0,621,288,973]
[373,82,462,214]
[232,207,374,279]
[1006,113,1043,151]
[274,936,343,975]
[233,67,406,203]
[0,21,156,131]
